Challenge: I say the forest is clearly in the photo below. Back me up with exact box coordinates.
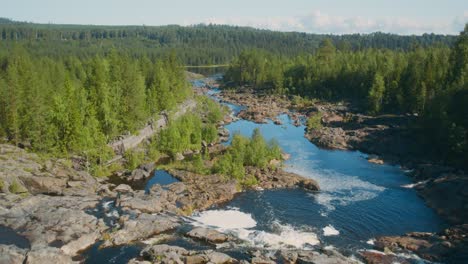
[0,46,191,171]
[224,25,468,168]
[0,18,456,65]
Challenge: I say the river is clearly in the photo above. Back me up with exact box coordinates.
[189,76,447,258]
[80,75,447,263]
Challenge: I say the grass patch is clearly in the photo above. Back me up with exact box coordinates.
[8,180,28,194]
[307,112,323,131]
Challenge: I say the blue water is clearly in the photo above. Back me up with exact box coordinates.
[145,170,179,193]
[0,225,30,249]
[219,112,447,251]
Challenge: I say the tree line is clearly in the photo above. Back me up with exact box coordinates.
[0,46,191,168]
[224,25,468,168]
[0,18,456,65]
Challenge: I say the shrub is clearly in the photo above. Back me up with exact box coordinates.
[124,149,145,170]
[307,113,323,131]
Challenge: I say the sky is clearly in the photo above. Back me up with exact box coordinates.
[1,0,467,35]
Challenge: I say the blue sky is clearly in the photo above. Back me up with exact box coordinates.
[1,0,467,35]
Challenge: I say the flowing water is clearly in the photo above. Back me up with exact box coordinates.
[190,77,447,255]
[80,76,447,262]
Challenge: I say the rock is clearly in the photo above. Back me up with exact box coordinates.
[250,167,320,191]
[416,174,468,225]
[26,247,76,264]
[168,170,240,211]
[175,152,185,161]
[114,184,133,193]
[374,224,468,263]
[322,112,344,124]
[127,259,151,264]
[251,256,276,264]
[367,155,384,165]
[0,144,98,196]
[185,255,208,264]
[296,248,360,264]
[360,250,410,264]
[279,250,298,264]
[0,244,27,264]
[141,244,188,263]
[118,195,163,213]
[0,195,104,254]
[281,153,291,160]
[96,184,115,197]
[207,251,234,263]
[306,127,348,150]
[298,179,320,191]
[104,213,180,246]
[273,119,283,125]
[268,159,282,167]
[218,128,230,137]
[19,176,67,195]
[61,232,100,256]
[139,162,155,173]
[186,227,230,244]
[129,169,150,181]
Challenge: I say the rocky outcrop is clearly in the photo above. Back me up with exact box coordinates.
[103,213,180,246]
[306,127,349,150]
[139,244,236,264]
[0,144,98,196]
[186,227,231,244]
[0,244,27,264]
[26,247,77,264]
[168,170,240,211]
[0,194,105,256]
[359,250,411,264]
[247,167,319,191]
[219,90,292,124]
[413,172,468,225]
[373,224,468,263]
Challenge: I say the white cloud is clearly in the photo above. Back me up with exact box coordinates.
[184,10,468,35]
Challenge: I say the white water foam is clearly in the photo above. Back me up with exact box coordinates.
[366,239,375,245]
[322,225,340,236]
[287,165,385,213]
[401,180,428,189]
[191,209,256,229]
[190,209,319,249]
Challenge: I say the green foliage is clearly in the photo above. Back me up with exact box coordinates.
[368,73,386,114]
[156,114,204,158]
[8,180,27,194]
[213,128,283,183]
[196,96,225,124]
[0,46,190,171]
[124,150,145,171]
[307,113,323,131]
[225,24,468,169]
[202,125,219,143]
[0,20,455,65]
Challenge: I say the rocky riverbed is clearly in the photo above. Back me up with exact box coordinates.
[210,85,468,263]
[0,142,334,264]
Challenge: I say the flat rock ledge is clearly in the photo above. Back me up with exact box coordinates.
[370,224,468,263]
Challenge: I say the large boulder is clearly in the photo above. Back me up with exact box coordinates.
[186,227,230,244]
[0,244,27,264]
[103,213,180,246]
[0,195,104,255]
[25,247,76,264]
[374,224,468,263]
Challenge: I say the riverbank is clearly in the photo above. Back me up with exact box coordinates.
[212,85,468,263]
[0,139,351,263]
